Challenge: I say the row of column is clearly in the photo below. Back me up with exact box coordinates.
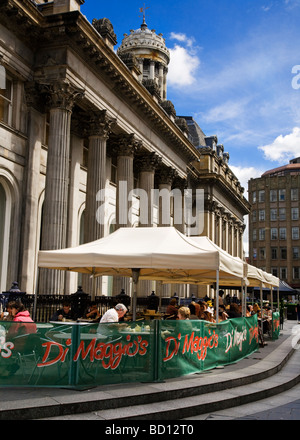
[207,201,245,258]
[37,80,187,295]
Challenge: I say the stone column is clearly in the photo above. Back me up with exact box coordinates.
[39,80,84,294]
[20,83,43,294]
[83,110,114,296]
[157,167,177,299]
[115,134,140,228]
[138,152,162,227]
[149,61,155,80]
[138,152,161,296]
[84,110,114,243]
[112,134,140,295]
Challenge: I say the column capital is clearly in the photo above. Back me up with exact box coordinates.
[86,109,116,139]
[112,134,142,157]
[137,151,162,173]
[157,166,178,186]
[42,79,84,112]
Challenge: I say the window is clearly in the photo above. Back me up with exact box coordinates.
[252,191,257,203]
[280,247,287,260]
[258,190,265,202]
[291,188,298,201]
[271,247,278,259]
[279,227,286,240]
[271,228,278,240]
[292,207,299,221]
[110,156,117,184]
[292,227,299,240]
[293,247,299,259]
[271,267,278,277]
[259,228,265,240]
[258,209,265,222]
[259,209,265,221]
[270,209,277,221]
[270,189,277,202]
[0,77,12,125]
[279,189,286,201]
[252,210,257,222]
[280,267,287,279]
[293,267,300,279]
[252,229,257,241]
[279,208,286,221]
[259,247,266,260]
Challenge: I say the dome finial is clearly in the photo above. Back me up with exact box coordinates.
[139,3,149,29]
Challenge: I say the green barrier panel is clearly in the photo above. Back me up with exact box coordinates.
[272,312,280,340]
[158,315,259,381]
[0,316,259,388]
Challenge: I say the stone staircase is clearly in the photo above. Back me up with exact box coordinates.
[0,322,299,420]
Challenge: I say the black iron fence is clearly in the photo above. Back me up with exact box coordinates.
[0,284,172,322]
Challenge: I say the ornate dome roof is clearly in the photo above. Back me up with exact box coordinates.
[117,19,170,65]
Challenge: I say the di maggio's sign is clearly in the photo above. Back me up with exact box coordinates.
[0,316,259,387]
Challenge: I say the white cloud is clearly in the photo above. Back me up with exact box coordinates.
[258,127,300,162]
[201,99,250,124]
[167,33,200,87]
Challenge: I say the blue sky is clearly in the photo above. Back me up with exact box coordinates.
[81,0,300,192]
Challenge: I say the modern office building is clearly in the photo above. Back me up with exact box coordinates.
[248,158,300,289]
[0,0,250,298]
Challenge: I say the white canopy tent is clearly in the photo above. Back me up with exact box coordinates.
[38,227,246,320]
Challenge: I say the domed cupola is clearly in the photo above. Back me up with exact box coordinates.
[117,10,170,101]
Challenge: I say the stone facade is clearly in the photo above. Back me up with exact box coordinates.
[0,0,250,298]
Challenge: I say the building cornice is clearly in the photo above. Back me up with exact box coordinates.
[1,0,199,165]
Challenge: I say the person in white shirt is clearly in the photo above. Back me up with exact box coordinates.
[97,303,128,336]
[100,303,127,323]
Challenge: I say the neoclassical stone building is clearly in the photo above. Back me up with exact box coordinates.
[0,0,250,297]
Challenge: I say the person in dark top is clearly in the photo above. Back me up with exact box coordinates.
[50,301,76,321]
[227,303,242,319]
[166,298,178,317]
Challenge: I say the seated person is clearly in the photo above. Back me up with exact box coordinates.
[227,303,242,319]
[166,298,178,317]
[198,301,215,322]
[218,304,229,321]
[83,301,101,322]
[6,301,37,351]
[188,303,200,320]
[50,301,76,321]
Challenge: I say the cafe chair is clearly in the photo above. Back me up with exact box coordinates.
[14,333,45,383]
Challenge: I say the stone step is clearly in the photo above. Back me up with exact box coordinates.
[1,327,298,420]
[62,346,300,420]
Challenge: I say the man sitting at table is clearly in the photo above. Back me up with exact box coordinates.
[100,303,127,323]
[50,301,76,322]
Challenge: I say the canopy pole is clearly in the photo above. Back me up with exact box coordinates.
[260,282,263,337]
[271,285,274,339]
[241,279,245,317]
[33,267,39,321]
[91,267,96,301]
[215,269,219,323]
[277,286,280,312]
[131,269,140,322]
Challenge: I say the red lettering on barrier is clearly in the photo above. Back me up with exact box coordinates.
[163,330,219,363]
[37,335,149,371]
